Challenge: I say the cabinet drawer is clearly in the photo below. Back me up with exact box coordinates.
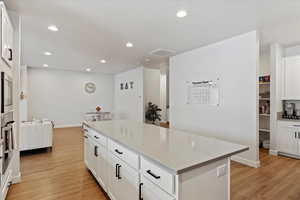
[108,139,139,170]
[141,157,174,195]
[89,129,107,147]
[141,175,175,200]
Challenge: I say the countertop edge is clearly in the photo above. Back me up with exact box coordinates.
[83,121,249,175]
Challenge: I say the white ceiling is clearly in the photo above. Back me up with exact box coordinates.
[5,0,300,73]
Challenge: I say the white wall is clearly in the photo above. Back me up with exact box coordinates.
[114,67,144,122]
[170,31,259,167]
[27,68,114,127]
[20,65,28,122]
[270,44,284,153]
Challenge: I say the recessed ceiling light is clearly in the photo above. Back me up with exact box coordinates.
[44,51,52,56]
[176,10,187,18]
[43,64,49,67]
[86,68,91,72]
[126,42,133,48]
[100,59,107,64]
[48,25,59,32]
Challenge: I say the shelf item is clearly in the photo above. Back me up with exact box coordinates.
[259,82,270,85]
[259,75,270,83]
[259,114,270,117]
[259,98,270,101]
[259,128,270,133]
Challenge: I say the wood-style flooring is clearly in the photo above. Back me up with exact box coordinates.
[6,127,300,200]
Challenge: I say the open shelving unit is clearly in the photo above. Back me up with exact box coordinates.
[259,75,271,149]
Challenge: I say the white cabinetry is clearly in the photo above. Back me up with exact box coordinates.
[83,124,232,200]
[0,3,14,68]
[141,176,175,200]
[108,153,139,200]
[277,121,300,157]
[283,56,300,100]
[95,142,107,190]
[20,122,53,151]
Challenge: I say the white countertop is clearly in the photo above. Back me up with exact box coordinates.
[84,120,248,174]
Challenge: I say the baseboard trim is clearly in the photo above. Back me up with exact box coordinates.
[12,172,21,184]
[55,124,81,128]
[231,156,260,168]
[269,149,278,156]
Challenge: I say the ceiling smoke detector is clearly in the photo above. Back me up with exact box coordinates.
[150,49,175,57]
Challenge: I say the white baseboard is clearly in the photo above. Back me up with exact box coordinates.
[269,149,278,156]
[55,124,81,128]
[12,172,21,184]
[231,156,260,168]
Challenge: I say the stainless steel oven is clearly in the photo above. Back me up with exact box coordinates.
[1,72,13,114]
[1,111,14,175]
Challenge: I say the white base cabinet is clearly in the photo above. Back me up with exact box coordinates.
[141,176,175,200]
[83,125,231,200]
[108,153,139,200]
[20,122,53,151]
[277,121,300,157]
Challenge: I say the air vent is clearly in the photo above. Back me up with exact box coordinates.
[150,49,175,57]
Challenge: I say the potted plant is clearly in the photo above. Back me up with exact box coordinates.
[145,102,162,125]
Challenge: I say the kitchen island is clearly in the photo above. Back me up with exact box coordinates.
[83,120,248,200]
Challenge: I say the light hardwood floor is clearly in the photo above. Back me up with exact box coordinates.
[6,127,300,200]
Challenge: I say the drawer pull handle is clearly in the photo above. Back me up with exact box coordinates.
[94,146,98,157]
[115,149,123,155]
[117,165,122,179]
[115,164,119,178]
[8,49,12,61]
[94,135,99,139]
[146,170,161,179]
[139,183,143,200]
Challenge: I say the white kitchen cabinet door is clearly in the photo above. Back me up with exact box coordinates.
[107,153,139,200]
[83,134,89,167]
[283,57,300,99]
[141,176,175,200]
[107,153,119,200]
[278,125,298,155]
[89,140,98,177]
[298,132,300,156]
[1,4,13,67]
[95,144,107,191]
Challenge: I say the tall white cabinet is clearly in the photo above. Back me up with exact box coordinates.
[1,4,14,68]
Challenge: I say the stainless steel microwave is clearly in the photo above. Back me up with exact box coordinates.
[1,72,13,113]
